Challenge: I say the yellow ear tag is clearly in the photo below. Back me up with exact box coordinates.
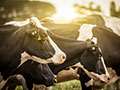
[38,36,41,40]
[32,31,37,36]
[32,32,35,36]
[34,31,37,34]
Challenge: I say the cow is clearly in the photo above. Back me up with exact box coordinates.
[81,26,120,90]
[0,17,66,89]
[76,15,120,90]
[0,74,28,90]
[1,60,56,90]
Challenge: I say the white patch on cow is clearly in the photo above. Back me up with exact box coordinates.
[30,16,48,31]
[0,80,6,90]
[5,19,30,27]
[20,52,50,67]
[103,16,120,36]
[98,48,110,78]
[47,36,66,64]
[77,24,96,42]
[91,37,97,45]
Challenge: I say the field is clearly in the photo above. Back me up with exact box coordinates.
[15,78,120,90]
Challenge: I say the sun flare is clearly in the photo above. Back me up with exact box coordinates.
[51,5,78,23]
[50,1,79,23]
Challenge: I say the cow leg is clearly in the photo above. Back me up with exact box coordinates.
[25,76,33,90]
[78,68,92,90]
[1,74,28,90]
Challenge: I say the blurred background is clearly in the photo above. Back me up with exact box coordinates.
[1,0,120,38]
[0,0,120,24]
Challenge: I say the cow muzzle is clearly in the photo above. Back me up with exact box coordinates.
[48,52,66,64]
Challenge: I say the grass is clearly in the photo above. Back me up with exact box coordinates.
[15,80,81,90]
[15,85,23,90]
[15,79,120,90]
[52,80,81,90]
[51,78,120,90]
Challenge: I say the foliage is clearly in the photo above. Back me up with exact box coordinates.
[110,1,120,18]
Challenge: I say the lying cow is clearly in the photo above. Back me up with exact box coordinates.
[0,60,56,90]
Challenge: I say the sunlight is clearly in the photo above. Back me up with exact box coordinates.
[35,0,120,18]
[51,5,78,23]
[36,0,108,23]
[50,0,79,23]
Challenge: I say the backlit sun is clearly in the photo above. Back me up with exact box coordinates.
[50,1,79,23]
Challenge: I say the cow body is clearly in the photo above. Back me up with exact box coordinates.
[14,60,56,90]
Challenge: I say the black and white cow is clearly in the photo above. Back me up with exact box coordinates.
[0,17,66,90]
[76,14,120,90]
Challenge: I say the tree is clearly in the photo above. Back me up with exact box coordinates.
[0,0,55,24]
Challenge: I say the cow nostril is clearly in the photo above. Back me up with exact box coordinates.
[62,55,66,60]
